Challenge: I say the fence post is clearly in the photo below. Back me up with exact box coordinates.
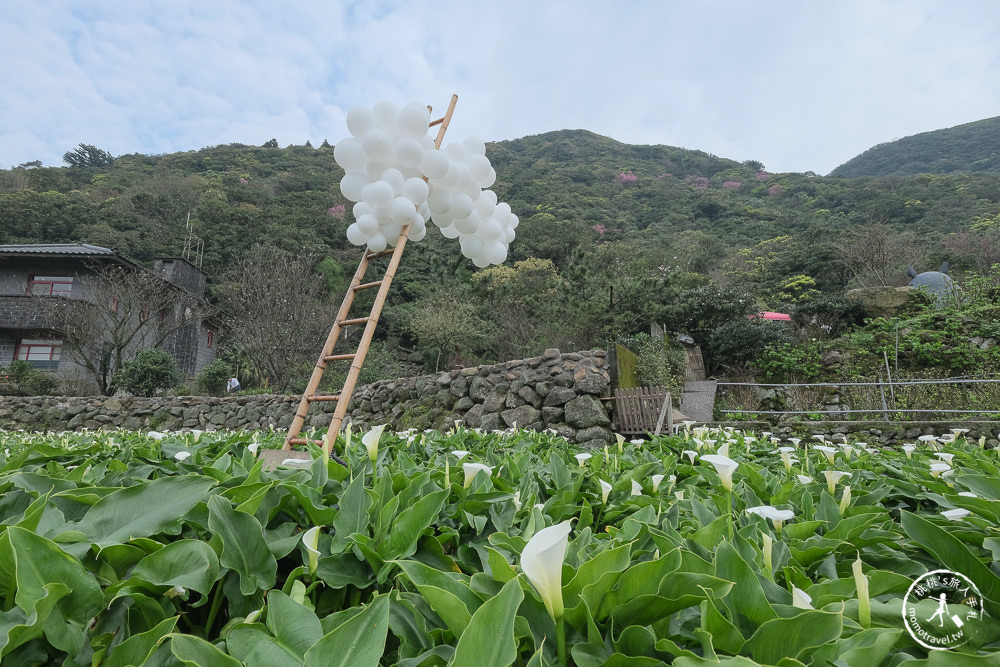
[878,379,890,422]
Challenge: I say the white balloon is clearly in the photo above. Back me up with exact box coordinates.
[409,224,427,242]
[444,142,467,162]
[346,106,377,138]
[473,190,497,218]
[427,188,453,214]
[356,214,380,236]
[417,202,431,221]
[370,204,389,223]
[365,160,391,181]
[439,224,461,239]
[451,193,474,219]
[400,177,429,204]
[448,162,472,190]
[353,201,371,219]
[483,241,507,265]
[462,136,487,156]
[421,135,435,149]
[395,137,424,169]
[504,227,516,243]
[419,149,450,179]
[397,102,430,138]
[509,213,519,229]
[479,218,503,242]
[384,221,404,246]
[482,168,497,188]
[361,129,394,161]
[380,168,405,195]
[430,210,454,227]
[361,180,394,207]
[389,196,416,224]
[460,234,484,258]
[466,153,492,183]
[367,231,387,253]
[494,201,511,224]
[340,172,370,202]
[473,254,491,268]
[346,223,367,246]
[334,138,368,172]
[373,100,400,131]
[453,212,480,235]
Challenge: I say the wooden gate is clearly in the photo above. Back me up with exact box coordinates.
[614,386,674,436]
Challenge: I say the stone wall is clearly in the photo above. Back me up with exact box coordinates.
[0,349,616,447]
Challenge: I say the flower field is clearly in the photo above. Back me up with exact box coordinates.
[0,424,999,665]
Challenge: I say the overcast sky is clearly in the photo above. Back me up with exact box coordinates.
[2,1,999,175]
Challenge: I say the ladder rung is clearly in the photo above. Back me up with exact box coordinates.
[353,280,384,291]
[323,353,356,362]
[307,394,341,402]
[339,317,371,326]
[366,249,395,259]
[287,438,323,446]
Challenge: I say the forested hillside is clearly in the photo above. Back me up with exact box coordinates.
[830,116,1000,178]
[3,130,1000,388]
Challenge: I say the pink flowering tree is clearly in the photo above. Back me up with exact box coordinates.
[755,171,771,180]
[617,171,638,184]
[767,184,783,197]
[722,181,742,189]
[327,204,346,219]
[593,224,607,236]
[688,176,709,190]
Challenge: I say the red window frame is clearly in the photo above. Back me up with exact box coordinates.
[207,329,214,347]
[15,338,62,368]
[27,276,73,296]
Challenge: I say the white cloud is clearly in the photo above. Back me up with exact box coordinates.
[1,0,999,173]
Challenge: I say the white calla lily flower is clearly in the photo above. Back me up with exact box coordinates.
[902,443,916,459]
[929,462,951,478]
[599,479,612,504]
[796,474,813,484]
[792,586,814,610]
[521,520,572,621]
[814,445,838,464]
[630,479,643,496]
[682,449,698,464]
[302,526,321,575]
[700,454,739,492]
[823,470,851,495]
[463,462,493,488]
[575,453,592,467]
[941,508,971,521]
[651,474,665,493]
[362,424,387,463]
[452,450,470,460]
[935,452,955,465]
[174,450,191,462]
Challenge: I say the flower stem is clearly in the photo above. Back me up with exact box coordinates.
[556,615,567,667]
[205,577,226,639]
[727,489,734,540]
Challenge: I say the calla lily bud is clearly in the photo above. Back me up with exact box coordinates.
[761,532,773,575]
[599,479,612,504]
[302,526,321,576]
[521,520,572,621]
[839,485,852,514]
[362,424,387,464]
[630,479,642,496]
[853,554,870,628]
[615,433,625,453]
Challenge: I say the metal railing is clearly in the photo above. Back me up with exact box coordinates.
[716,377,1000,421]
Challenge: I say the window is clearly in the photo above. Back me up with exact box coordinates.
[28,276,73,296]
[15,338,62,370]
[207,329,214,348]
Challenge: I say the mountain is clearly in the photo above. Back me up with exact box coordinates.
[830,116,1000,178]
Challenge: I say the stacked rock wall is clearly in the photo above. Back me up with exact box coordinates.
[0,349,615,447]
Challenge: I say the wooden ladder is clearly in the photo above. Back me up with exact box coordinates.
[271,95,459,465]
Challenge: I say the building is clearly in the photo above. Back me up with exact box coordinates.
[0,243,216,393]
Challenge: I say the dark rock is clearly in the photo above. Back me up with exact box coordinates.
[564,395,610,429]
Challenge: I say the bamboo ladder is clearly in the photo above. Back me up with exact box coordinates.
[258,95,459,470]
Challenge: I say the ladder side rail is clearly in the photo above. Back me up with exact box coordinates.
[283,249,374,448]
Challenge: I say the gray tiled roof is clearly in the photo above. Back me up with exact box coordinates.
[0,243,116,256]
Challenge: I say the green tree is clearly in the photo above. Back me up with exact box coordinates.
[111,349,182,397]
[63,143,115,167]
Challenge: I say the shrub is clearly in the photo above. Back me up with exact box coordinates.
[0,360,57,396]
[197,359,232,396]
[111,349,182,397]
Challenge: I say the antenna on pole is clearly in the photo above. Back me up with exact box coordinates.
[181,211,205,268]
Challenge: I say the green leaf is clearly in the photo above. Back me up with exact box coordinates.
[448,578,523,667]
[102,616,179,667]
[127,539,221,595]
[207,495,277,596]
[0,582,68,658]
[394,560,480,635]
[743,608,843,664]
[8,526,102,624]
[227,625,303,666]
[380,489,448,561]
[330,474,372,554]
[58,475,216,556]
[715,541,776,628]
[901,510,1000,607]
[168,633,243,666]
[700,595,745,654]
[265,590,323,658]
[303,595,390,667]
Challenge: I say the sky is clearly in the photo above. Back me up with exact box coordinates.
[2,1,1000,176]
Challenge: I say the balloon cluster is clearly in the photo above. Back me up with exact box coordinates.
[334,101,518,267]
